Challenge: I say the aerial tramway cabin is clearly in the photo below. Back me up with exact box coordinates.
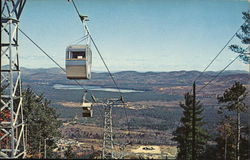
[65,44,93,117]
[65,45,92,79]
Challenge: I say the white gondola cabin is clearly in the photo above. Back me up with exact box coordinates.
[65,45,92,79]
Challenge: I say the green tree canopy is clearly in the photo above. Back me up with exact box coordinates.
[217,81,248,112]
[216,81,249,160]
[229,11,250,64]
[172,92,207,160]
[23,87,61,158]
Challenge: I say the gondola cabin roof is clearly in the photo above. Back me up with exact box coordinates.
[66,45,90,51]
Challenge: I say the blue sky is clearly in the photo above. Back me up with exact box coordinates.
[19,0,249,72]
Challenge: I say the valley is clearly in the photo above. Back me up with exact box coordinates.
[21,68,249,158]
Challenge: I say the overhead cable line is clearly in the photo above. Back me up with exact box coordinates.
[193,23,244,82]
[71,34,89,44]
[197,54,240,93]
[70,0,131,139]
[87,10,131,139]
[90,26,132,141]
[19,29,65,72]
[18,28,89,93]
[89,35,122,95]
[76,36,89,44]
[19,27,106,122]
[72,0,122,96]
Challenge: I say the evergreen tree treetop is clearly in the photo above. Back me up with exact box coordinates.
[217,81,248,112]
[229,11,250,64]
[172,92,207,160]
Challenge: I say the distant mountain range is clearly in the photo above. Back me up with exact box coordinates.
[21,67,249,96]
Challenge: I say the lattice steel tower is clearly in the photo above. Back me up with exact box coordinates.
[102,102,114,159]
[0,0,26,158]
[102,98,125,159]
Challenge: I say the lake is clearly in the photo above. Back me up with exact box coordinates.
[53,84,144,93]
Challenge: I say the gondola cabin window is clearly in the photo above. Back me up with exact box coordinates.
[71,51,86,59]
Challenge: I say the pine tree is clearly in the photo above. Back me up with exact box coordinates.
[216,81,248,160]
[215,117,237,160]
[22,87,61,158]
[229,11,250,64]
[172,92,207,160]
[239,125,249,160]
